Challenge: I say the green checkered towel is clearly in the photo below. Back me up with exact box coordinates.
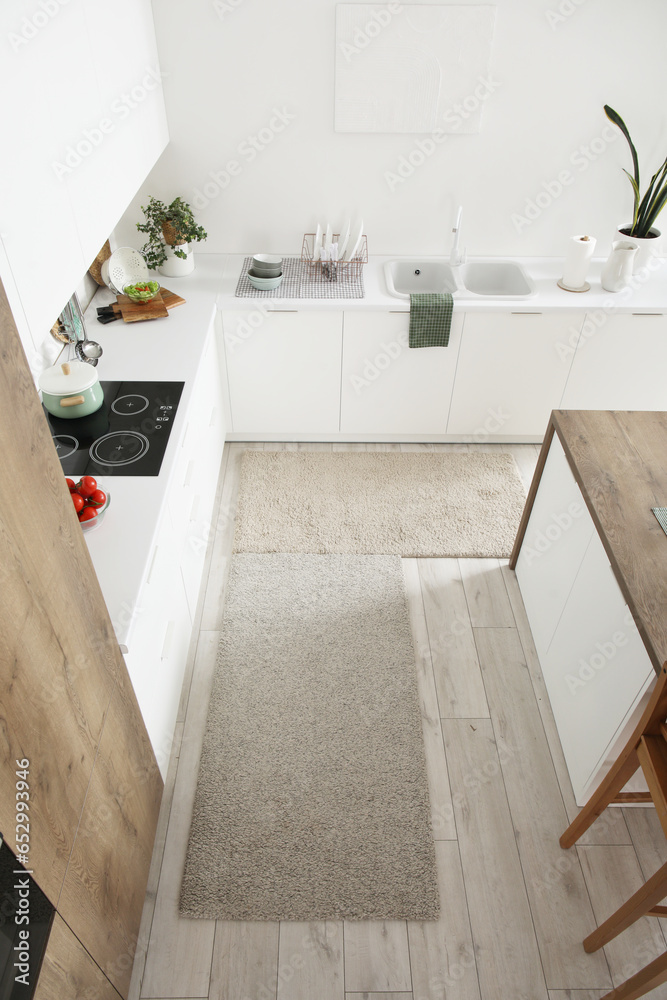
[409,292,453,348]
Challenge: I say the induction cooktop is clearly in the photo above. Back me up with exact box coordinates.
[46,380,184,477]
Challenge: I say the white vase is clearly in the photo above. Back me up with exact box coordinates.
[601,240,638,292]
[614,225,662,273]
[158,242,195,277]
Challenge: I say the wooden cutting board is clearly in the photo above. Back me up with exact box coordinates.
[114,287,186,323]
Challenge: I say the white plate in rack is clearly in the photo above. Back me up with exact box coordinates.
[345,220,364,261]
[338,218,351,259]
[312,223,322,260]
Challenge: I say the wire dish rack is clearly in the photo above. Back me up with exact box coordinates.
[301,233,368,282]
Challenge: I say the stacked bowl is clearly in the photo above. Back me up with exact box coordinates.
[248,253,283,290]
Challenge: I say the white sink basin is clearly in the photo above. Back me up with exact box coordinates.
[459,260,535,297]
[384,258,535,299]
[384,259,458,299]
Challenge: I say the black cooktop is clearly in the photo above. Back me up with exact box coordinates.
[46,380,184,477]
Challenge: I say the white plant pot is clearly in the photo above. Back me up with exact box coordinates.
[614,225,662,273]
[158,242,195,277]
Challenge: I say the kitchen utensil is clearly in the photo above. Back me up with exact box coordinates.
[107,247,149,295]
[115,289,169,322]
[67,293,103,361]
[338,218,351,260]
[39,361,104,418]
[96,287,185,324]
[249,264,282,278]
[75,340,102,364]
[247,272,283,290]
[344,219,364,261]
[601,239,638,292]
[252,254,283,269]
[312,224,322,261]
[100,258,112,290]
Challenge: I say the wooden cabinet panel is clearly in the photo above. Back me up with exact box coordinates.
[340,310,463,435]
[57,665,162,997]
[447,311,582,437]
[35,914,122,1000]
[0,286,118,905]
[560,312,667,410]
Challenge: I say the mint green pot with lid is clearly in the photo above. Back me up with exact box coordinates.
[39,361,104,418]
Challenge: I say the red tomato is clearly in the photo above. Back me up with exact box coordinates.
[71,493,85,513]
[86,489,107,509]
[76,475,97,498]
[78,507,98,523]
[65,477,76,491]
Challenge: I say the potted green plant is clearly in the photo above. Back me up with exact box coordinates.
[604,104,667,271]
[136,196,208,276]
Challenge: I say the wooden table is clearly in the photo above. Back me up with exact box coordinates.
[512,410,667,673]
[511,410,667,803]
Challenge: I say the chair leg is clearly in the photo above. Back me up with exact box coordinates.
[597,948,667,1000]
[584,861,667,953]
[560,750,640,848]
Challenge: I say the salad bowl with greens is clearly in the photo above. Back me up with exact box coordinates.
[123,280,161,304]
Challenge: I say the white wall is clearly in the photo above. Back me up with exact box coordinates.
[0,0,169,360]
[113,0,667,259]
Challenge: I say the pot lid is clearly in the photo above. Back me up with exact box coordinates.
[39,360,98,395]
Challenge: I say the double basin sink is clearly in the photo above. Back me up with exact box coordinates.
[384,259,535,299]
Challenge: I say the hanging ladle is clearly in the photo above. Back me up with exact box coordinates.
[67,295,104,365]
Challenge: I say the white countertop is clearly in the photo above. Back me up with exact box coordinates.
[218,253,667,312]
[81,256,222,649]
[79,250,667,648]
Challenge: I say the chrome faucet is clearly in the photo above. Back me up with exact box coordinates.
[449,204,466,266]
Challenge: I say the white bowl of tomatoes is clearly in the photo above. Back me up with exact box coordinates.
[66,475,110,530]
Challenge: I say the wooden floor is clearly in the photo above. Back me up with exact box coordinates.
[129,442,667,1000]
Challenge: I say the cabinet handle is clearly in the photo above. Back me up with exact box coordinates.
[631,312,664,316]
[161,620,176,660]
[389,310,409,314]
[267,309,298,313]
[183,458,196,488]
[146,544,159,585]
[511,312,543,315]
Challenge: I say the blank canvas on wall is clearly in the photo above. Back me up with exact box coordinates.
[335,4,496,134]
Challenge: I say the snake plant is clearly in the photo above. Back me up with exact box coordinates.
[604,104,667,238]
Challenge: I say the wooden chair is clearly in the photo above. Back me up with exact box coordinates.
[560,663,667,1000]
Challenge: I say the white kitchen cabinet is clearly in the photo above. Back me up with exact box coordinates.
[560,313,667,410]
[123,505,192,777]
[123,321,226,777]
[340,310,463,435]
[515,430,655,805]
[515,436,595,662]
[0,0,168,354]
[168,331,226,619]
[447,312,584,439]
[542,526,654,804]
[223,309,343,436]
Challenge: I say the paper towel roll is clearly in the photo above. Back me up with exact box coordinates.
[561,234,596,289]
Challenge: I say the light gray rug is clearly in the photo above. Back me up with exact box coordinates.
[233,451,526,558]
[180,552,439,921]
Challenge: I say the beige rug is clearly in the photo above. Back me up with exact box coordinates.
[180,552,439,921]
[233,451,526,557]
